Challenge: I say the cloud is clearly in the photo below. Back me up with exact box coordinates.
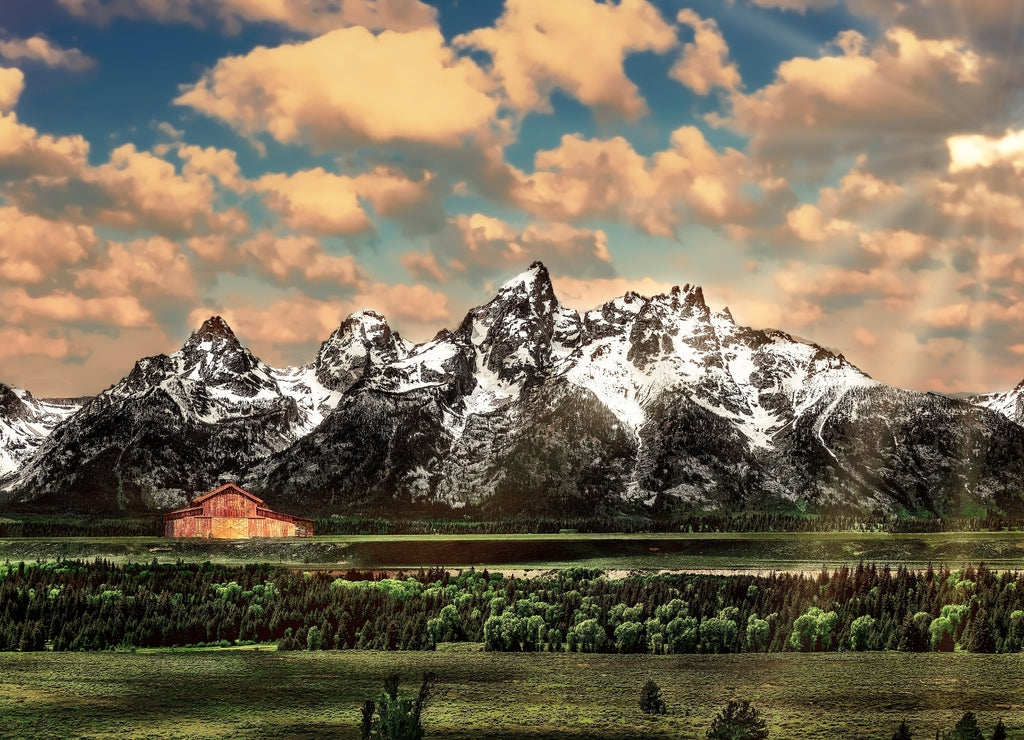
[0,206,97,284]
[848,0,1024,54]
[74,237,196,299]
[948,129,1024,174]
[671,10,741,95]
[427,213,615,281]
[710,26,997,178]
[749,0,837,12]
[512,125,782,235]
[1,287,153,328]
[238,233,365,285]
[0,67,24,111]
[190,281,450,348]
[252,165,438,236]
[176,26,497,150]
[5,141,251,238]
[853,326,877,347]
[0,36,97,71]
[454,0,676,119]
[56,0,438,35]
[551,275,674,311]
[0,109,89,182]
[0,326,88,362]
[785,203,853,243]
[175,143,245,192]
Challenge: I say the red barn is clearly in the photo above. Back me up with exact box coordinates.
[163,483,313,539]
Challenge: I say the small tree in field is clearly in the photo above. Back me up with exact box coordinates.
[891,719,912,740]
[639,679,667,715]
[360,672,437,740]
[992,718,1007,740]
[949,711,984,740]
[706,699,769,740]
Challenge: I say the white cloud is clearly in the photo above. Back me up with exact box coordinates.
[671,9,741,95]
[0,36,96,71]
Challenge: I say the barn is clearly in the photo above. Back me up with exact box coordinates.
[163,483,314,539]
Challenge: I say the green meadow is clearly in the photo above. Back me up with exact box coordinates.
[1,647,1022,739]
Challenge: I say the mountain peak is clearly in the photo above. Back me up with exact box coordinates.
[193,315,237,343]
[496,260,553,298]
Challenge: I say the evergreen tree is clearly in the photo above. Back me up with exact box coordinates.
[991,718,1006,740]
[949,711,985,740]
[638,679,667,715]
[360,673,437,740]
[706,699,769,740]
[891,719,912,740]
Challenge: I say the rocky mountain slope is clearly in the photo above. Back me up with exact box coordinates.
[3,261,1024,517]
[973,380,1024,425]
[0,385,80,478]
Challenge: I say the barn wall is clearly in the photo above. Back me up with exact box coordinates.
[201,492,257,518]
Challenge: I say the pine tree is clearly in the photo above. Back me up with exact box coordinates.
[891,719,912,740]
[639,679,667,715]
[706,699,769,740]
[949,711,985,740]
[991,718,1007,740]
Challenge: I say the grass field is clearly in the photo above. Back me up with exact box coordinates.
[4,530,1024,570]
[1,647,1021,738]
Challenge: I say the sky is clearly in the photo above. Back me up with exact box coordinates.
[1,0,1023,397]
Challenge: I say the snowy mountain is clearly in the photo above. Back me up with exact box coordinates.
[973,380,1024,425]
[4,261,1024,517]
[0,317,345,511]
[0,385,81,478]
[248,262,1024,518]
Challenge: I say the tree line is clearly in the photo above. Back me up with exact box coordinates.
[2,559,1024,655]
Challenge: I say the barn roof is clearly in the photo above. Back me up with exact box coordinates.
[190,482,265,506]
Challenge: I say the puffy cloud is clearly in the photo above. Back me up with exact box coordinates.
[0,206,97,284]
[238,233,365,285]
[176,27,497,150]
[853,326,877,347]
[552,275,674,311]
[190,281,450,349]
[431,213,614,280]
[400,251,445,283]
[749,0,837,11]
[785,203,853,243]
[0,326,88,362]
[0,67,24,111]
[0,110,89,178]
[774,263,919,310]
[252,166,437,236]
[848,0,1024,54]
[57,0,438,35]
[0,36,96,71]
[175,144,245,192]
[671,10,741,95]
[512,125,781,235]
[0,287,153,328]
[711,27,997,177]
[948,129,1024,174]
[74,237,196,299]
[454,0,676,118]
[858,229,936,268]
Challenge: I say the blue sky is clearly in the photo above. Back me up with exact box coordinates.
[0,0,1022,397]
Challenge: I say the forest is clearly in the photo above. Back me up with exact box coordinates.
[1,559,1023,656]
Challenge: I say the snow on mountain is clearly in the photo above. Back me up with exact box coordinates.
[0,385,81,477]
[6,261,1024,518]
[972,380,1024,425]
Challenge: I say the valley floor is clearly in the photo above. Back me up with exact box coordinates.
[1,648,1021,738]
[4,530,1024,570]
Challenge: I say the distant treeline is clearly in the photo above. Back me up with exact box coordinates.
[2,559,1024,655]
[4,510,1024,538]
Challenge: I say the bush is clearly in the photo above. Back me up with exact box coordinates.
[638,679,666,715]
[706,699,768,740]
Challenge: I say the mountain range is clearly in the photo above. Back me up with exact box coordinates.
[3,261,1024,519]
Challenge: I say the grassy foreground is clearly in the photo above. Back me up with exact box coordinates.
[4,530,1024,570]
[1,648,1022,739]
